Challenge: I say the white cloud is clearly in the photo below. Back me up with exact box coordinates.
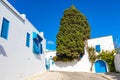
[45,49,55,52]
[47,41,55,45]
[45,49,51,52]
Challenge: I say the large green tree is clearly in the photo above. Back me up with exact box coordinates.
[56,5,90,61]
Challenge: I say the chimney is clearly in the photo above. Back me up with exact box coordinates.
[21,14,26,19]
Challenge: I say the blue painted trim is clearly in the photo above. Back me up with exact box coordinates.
[32,32,43,55]
[26,33,30,47]
[0,17,10,40]
[96,45,101,52]
[45,58,50,70]
[40,43,42,54]
[95,60,107,73]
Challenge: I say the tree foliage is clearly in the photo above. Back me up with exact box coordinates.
[98,50,116,72]
[55,5,90,61]
[87,47,97,71]
[87,47,116,72]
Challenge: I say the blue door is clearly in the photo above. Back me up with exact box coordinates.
[95,60,107,73]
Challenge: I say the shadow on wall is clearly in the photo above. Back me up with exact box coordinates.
[0,45,7,57]
[54,60,78,67]
[53,52,85,68]
[34,54,41,60]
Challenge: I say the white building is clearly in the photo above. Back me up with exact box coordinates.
[45,36,115,73]
[114,53,120,73]
[0,0,46,80]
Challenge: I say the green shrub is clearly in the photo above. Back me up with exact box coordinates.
[87,46,116,72]
[98,50,116,72]
[53,56,58,61]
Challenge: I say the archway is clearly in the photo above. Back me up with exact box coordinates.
[95,60,107,73]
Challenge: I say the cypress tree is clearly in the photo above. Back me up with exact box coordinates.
[56,5,90,61]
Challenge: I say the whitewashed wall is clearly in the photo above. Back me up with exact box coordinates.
[0,0,46,80]
[87,36,114,51]
[114,53,120,72]
[46,49,91,72]
[46,36,114,73]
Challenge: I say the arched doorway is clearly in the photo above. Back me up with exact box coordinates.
[95,60,107,73]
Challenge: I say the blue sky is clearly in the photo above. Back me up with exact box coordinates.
[8,0,120,50]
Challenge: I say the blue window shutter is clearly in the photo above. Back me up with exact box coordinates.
[32,32,43,55]
[33,39,40,54]
[40,43,42,54]
[96,45,101,52]
[1,18,10,39]
[26,33,30,47]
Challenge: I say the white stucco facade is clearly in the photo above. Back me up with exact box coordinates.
[45,36,115,73]
[114,53,120,73]
[46,49,91,72]
[0,0,46,80]
[87,36,114,51]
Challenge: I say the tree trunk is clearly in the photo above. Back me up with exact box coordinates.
[90,63,93,72]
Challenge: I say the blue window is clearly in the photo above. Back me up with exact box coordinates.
[26,33,30,47]
[0,18,10,39]
[32,32,43,55]
[96,45,101,52]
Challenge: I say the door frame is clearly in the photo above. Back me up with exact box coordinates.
[94,59,108,73]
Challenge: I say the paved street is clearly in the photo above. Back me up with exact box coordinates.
[25,71,120,80]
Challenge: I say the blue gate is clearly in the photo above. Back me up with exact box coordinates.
[95,60,107,73]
